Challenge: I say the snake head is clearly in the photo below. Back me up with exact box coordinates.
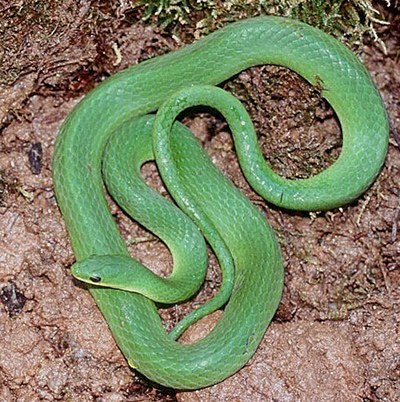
[71,255,130,287]
[71,256,106,285]
[71,255,145,292]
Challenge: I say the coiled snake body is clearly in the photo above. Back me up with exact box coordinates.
[53,16,388,389]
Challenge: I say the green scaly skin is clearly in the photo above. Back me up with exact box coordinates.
[52,16,388,389]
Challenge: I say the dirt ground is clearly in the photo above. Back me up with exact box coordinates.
[1,1,399,401]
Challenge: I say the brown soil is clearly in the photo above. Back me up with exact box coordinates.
[1,2,399,401]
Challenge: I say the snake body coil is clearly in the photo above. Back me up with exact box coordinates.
[53,16,388,389]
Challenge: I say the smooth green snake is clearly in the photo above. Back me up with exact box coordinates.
[52,16,388,389]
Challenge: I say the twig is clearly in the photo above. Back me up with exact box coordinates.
[391,190,400,243]
[389,115,400,148]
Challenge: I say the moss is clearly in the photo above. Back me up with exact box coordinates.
[0,171,33,204]
[0,0,63,84]
[286,0,389,50]
[132,0,388,50]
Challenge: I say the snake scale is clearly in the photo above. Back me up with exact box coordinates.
[52,16,388,389]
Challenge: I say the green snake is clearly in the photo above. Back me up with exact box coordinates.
[52,16,388,389]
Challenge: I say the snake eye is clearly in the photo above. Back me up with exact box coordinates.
[89,276,102,283]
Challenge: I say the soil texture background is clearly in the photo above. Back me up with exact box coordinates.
[0,2,399,401]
